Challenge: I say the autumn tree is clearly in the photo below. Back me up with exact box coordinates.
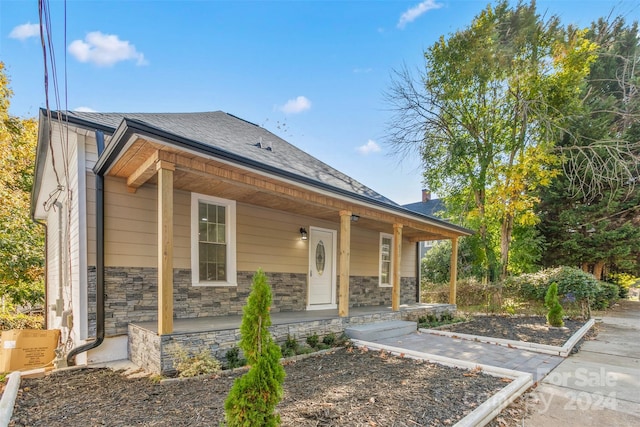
[0,62,44,309]
[385,1,596,280]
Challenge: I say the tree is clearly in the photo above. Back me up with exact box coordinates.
[0,62,44,310]
[539,17,640,277]
[225,269,285,426]
[385,1,596,281]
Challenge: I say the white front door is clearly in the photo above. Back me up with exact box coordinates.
[307,227,337,309]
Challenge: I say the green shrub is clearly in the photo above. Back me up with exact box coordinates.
[306,333,319,348]
[168,344,222,378]
[224,346,246,369]
[280,334,299,358]
[322,333,336,346]
[545,283,564,327]
[225,269,285,426]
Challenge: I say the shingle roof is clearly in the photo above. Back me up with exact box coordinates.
[64,110,398,206]
[402,199,446,218]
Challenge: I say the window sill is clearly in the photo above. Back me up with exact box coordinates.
[192,282,238,287]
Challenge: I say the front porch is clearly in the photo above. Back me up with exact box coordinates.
[128,303,456,374]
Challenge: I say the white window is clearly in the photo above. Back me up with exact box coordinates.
[191,193,236,286]
[379,233,393,287]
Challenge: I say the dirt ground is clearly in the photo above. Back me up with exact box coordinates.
[434,315,586,347]
[10,315,595,426]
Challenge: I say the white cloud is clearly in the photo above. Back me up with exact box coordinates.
[74,106,97,112]
[279,96,311,114]
[68,31,147,67]
[9,22,40,40]
[397,0,443,29]
[356,139,381,155]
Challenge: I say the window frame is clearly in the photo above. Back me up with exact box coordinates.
[379,232,394,287]
[190,192,237,286]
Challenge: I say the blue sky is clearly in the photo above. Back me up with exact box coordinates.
[2,0,638,205]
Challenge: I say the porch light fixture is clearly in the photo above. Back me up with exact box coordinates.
[351,214,360,222]
[300,227,308,240]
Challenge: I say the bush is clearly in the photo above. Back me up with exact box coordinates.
[0,312,44,330]
[280,335,299,358]
[168,344,222,378]
[322,333,336,346]
[306,333,319,348]
[224,346,246,369]
[545,283,564,327]
[225,269,285,426]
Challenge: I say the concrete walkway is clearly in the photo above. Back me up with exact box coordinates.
[371,329,564,382]
[524,300,640,426]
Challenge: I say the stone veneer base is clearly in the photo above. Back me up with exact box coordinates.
[129,304,456,375]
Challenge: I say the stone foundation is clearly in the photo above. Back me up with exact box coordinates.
[129,304,456,375]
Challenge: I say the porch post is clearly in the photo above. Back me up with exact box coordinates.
[157,161,175,335]
[392,224,403,311]
[449,236,458,305]
[338,210,351,317]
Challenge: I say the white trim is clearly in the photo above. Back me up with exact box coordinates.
[379,232,393,287]
[190,192,237,286]
[77,135,88,339]
[306,226,337,309]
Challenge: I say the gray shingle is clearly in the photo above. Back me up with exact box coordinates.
[66,110,398,206]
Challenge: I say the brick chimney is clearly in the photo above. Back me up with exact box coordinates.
[422,189,431,203]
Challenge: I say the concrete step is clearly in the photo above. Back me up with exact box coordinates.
[345,320,417,341]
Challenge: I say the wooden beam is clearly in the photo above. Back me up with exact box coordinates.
[157,163,174,335]
[449,236,458,305]
[155,150,464,239]
[126,151,160,192]
[338,210,351,317]
[392,224,403,311]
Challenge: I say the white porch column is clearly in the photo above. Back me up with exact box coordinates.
[338,210,351,317]
[157,161,175,335]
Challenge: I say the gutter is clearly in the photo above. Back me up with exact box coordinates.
[92,117,474,237]
[66,130,105,365]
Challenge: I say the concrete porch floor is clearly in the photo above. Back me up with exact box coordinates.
[131,303,454,334]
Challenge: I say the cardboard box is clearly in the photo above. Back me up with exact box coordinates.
[0,329,60,373]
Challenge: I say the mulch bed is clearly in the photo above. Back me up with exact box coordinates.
[11,347,511,427]
[9,314,601,426]
[433,315,587,347]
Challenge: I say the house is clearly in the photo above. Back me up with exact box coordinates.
[31,110,471,373]
[402,190,447,260]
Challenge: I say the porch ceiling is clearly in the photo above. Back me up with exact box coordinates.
[106,137,463,241]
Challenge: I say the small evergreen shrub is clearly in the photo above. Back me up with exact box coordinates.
[322,332,336,346]
[545,282,564,327]
[306,333,319,348]
[280,334,299,358]
[225,269,285,427]
[224,346,246,369]
[168,344,221,378]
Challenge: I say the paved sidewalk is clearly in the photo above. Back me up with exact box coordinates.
[371,329,564,381]
[524,300,640,426]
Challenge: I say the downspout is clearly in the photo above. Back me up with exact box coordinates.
[67,130,105,365]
